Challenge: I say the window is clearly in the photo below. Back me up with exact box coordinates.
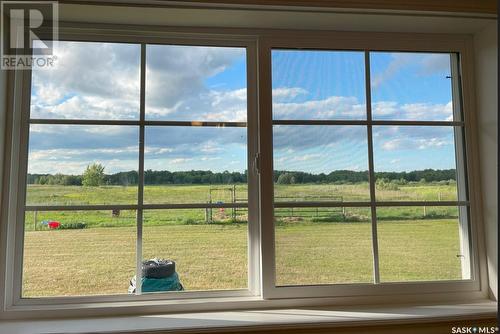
[265,47,473,298]
[21,41,255,298]
[2,26,483,313]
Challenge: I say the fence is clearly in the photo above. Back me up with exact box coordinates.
[205,186,345,223]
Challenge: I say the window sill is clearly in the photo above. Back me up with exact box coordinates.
[0,300,496,334]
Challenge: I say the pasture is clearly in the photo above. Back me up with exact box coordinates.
[22,182,463,297]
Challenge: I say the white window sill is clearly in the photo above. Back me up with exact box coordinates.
[0,300,496,334]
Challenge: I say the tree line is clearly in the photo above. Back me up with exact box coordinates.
[27,167,457,186]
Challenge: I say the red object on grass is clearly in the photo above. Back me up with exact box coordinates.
[48,221,61,229]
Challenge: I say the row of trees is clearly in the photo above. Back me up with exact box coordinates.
[28,163,457,186]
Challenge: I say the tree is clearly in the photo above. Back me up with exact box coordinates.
[82,163,105,187]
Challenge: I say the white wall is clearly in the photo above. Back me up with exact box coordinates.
[474,21,498,301]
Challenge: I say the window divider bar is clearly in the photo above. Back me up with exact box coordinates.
[273,200,469,208]
[28,119,248,127]
[135,43,147,295]
[23,202,253,211]
[23,200,468,212]
[365,50,380,285]
[272,120,464,126]
[142,203,249,209]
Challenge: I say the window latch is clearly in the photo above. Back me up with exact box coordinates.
[254,152,261,175]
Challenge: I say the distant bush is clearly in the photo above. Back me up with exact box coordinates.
[59,222,87,229]
[375,178,399,191]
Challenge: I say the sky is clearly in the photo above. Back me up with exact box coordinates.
[28,42,458,176]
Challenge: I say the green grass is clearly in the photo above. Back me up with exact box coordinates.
[26,182,458,206]
[21,183,464,297]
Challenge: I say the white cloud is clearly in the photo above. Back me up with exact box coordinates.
[373,101,452,121]
[273,95,366,120]
[381,137,452,151]
[272,87,308,101]
[371,52,450,88]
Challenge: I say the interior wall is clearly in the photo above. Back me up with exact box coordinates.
[473,20,498,301]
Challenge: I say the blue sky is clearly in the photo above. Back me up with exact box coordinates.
[28,42,457,175]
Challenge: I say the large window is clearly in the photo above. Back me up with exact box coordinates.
[4,29,481,311]
[270,49,470,291]
[22,41,253,297]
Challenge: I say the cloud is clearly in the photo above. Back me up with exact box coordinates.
[272,87,308,101]
[371,53,450,88]
[372,101,452,121]
[31,41,141,119]
[273,95,366,120]
[378,127,453,151]
[145,45,244,118]
[31,42,245,121]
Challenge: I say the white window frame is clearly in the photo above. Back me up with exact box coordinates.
[259,36,481,300]
[0,23,489,318]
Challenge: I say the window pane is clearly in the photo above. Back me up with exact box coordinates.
[377,206,466,282]
[30,41,140,120]
[145,45,247,121]
[143,126,247,204]
[26,125,139,205]
[22,210,136,297]
[142,209,248,292]
[372,126,459,201]
[272,50,366,120]
[370,52,453,121]
[273,125,370,201]
[275,207,373,285]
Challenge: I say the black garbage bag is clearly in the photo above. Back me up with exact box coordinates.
[128,258,184,294]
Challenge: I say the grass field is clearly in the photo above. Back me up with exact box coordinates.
[22,182,464,297]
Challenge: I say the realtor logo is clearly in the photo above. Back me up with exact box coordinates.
[1,1,58,69]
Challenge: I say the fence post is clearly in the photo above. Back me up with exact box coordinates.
[34,211,37,231]
[232,184,236,220]
[423,206,427,217]
[208,191,212,224]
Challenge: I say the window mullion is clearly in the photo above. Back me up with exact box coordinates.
[365,50,380,284]
[135,43,146,295]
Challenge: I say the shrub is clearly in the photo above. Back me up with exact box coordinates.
[59,222,87,229]
[82,163,105,187]
[375,178,399,191]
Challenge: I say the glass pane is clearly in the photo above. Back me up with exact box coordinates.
[272,50,366,120]
[22,210,136,297]
[145,45,247,121]
[142,209,248,292]
[372,126,458,201]
[370,52,453,121]
[144,126,247,204]
[377,206,465,282]
[26,125,139,205]
[273,125,370,201]
[30,41,140,120]
[275,207,373,285]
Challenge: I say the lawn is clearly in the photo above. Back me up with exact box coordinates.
[21,183,464,297]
